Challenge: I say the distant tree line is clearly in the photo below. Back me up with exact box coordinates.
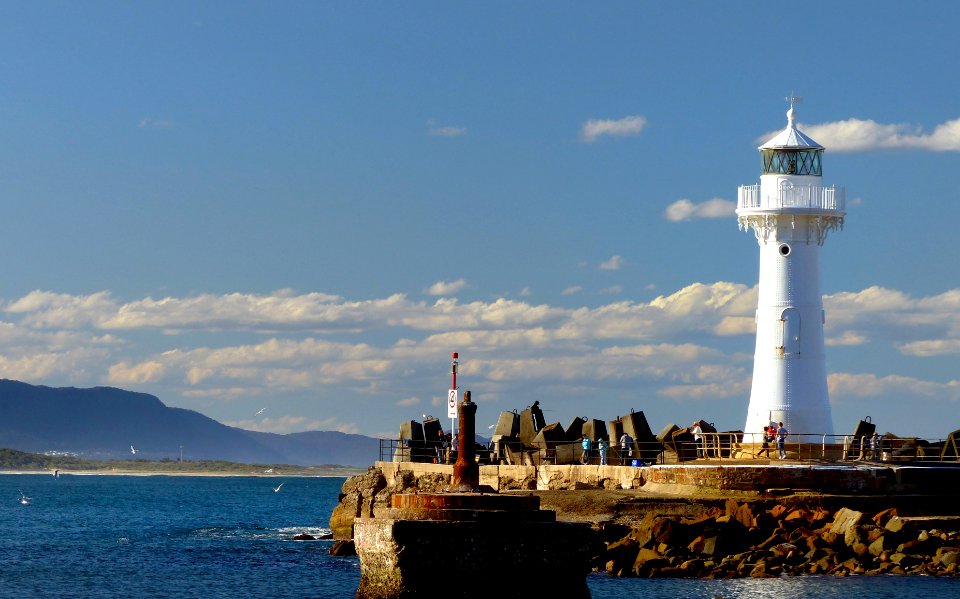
[0,447,361,475]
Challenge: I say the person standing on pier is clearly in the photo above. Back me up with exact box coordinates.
[598,437,608,465]
[619,432,633,465]
[756,425,774,458]
[776,422,788,459]
[691,421,703,458]
[580,436,591,465]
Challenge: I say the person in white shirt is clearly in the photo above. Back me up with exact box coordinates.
[691,421,703,458]
[619,432,633,465]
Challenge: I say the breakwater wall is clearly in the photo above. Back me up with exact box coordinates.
[375,460,960,496]
[330,461,960,579]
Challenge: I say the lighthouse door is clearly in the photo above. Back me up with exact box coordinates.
[778,308,801,355]
[778,179,794,207]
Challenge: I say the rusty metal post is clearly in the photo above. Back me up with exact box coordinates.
[453,390,479,490]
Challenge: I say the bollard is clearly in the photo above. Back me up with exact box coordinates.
[453,390,479,490]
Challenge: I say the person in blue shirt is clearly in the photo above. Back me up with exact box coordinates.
[776,422,788,459]
[580,436,591,465]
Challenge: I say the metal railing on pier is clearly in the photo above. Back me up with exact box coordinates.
[379,432,959,466]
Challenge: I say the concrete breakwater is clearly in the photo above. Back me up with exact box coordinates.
[329,461,960,579]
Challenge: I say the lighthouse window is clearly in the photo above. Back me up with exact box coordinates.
[761,150,822,176]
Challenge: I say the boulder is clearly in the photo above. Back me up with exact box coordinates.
[725,500,755,529]
[939,551,960,568]
[868,535,895,557]
[629,512,658,549]
[844,525,867,548]
[890,552,923,568]
[633,547,669,577]
[749,561,778,578]
[329,539,356,556]
[770,504,789,519]
[329,467,388,540]
[829,508,864,539]
[769,543,797,558]
[652,516,688,547]
[809,507,832,528]
[884,516,909,533]
[783,509,809,525]
[872,507,898,527]
[851,543,869,558]
[679,558,705,575]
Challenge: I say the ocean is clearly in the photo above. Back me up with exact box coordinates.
[1,474,956,598]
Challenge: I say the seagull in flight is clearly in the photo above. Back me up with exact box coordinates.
[273,482,284,493]
[130,445,137,455]
[18,490,31,506]
[255,407,267,416]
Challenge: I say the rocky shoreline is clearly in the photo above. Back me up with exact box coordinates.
[595,501,958,578]
[329,464,960,578]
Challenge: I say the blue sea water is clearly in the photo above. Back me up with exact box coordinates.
[1,474,957,598]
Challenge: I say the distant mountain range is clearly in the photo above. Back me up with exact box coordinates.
[0,380,379,467]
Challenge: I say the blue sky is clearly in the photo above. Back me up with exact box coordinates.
[0,2,958,443]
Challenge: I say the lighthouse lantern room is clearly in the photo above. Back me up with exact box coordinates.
[737,99,845,439]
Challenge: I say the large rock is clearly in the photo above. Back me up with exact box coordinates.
[938,551,960,568]
[603,536,641,575]
[633,547,669,577]
[725,499,755,529]
[829,508,864,538]
[329,467,389,540]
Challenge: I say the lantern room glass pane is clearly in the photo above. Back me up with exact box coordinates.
[761,149,822,176]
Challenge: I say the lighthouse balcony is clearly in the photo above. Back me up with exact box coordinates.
[737,183,845,214]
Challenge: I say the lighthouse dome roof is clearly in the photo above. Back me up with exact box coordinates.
[759,105,824,150]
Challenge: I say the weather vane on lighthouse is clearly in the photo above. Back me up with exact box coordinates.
[736,98,846,441]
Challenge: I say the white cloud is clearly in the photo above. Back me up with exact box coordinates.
[396,396,420,407]
[825,287,960,344]
[0,347,110,382]
[181,387,258,400]
[3,281,959,435]
[425,279,467,296]
[561,286,583,296]
[761,117,960,153]
[826,331,869,347]
[14,281,958,357]
[898,339,960,357]
[598,285,623,295]
[580,115,647,143]
[139,117,174,130]
[108,360,166,384]
[828,372,960,401]
[599,255,623,271]
[427,124,467,137]
[7,290,120,328]
[659,378,751,401]
[665,198,736,222]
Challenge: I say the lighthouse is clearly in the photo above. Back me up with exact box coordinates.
[737,99,845,439]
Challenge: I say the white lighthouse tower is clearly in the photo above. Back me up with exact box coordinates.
[737,99,845,439]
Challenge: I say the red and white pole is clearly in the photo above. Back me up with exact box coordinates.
[451,352,458,391]
[449,353,459,448]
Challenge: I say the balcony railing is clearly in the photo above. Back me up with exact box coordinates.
[738,184,845,212]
